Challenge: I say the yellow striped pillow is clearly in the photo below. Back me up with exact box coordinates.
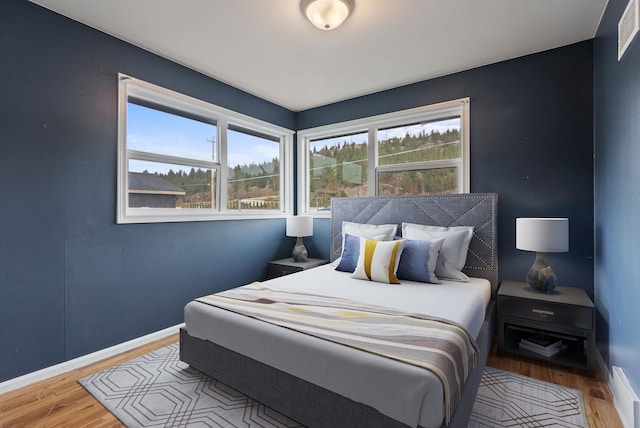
[351,237,405,284]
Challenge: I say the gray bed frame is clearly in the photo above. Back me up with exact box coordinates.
[180,193,498,428]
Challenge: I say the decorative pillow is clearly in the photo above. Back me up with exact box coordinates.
[402,223,474,282]
[396,237,445,283]
[351,238,405,284]
[336,233,385,272]
[335,222,398,266]
[342,221,397,244]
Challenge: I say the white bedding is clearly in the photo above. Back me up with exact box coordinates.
[184,264,491,428]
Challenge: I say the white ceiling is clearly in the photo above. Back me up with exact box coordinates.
[31,0,607,111]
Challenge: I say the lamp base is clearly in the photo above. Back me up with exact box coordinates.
[291,237,308,262]
[526,252,557,293]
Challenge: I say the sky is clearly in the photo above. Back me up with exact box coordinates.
[127,103,279,174]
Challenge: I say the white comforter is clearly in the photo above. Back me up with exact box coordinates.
[184,264,491,428]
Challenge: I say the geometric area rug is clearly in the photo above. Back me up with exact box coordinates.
[79,344,589,427]
[79,343,302,428]
[469,366,589,427]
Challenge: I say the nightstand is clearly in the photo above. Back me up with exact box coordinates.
[267,257,329,280]
[497,280,596,376]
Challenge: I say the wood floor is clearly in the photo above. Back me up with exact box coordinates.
[0,335,622,427]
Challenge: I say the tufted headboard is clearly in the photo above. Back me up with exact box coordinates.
[331,193,499,296]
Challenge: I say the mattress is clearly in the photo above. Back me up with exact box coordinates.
[184,264,491,428]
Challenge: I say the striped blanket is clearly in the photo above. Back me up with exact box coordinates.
[196,282,478,425]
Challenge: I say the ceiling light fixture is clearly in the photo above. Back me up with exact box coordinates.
[300,0,354,30]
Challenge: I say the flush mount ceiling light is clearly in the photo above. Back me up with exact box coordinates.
[300,0,354,30]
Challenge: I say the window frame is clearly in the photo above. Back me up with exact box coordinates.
[296,98,470,217]
[117,74,294,223]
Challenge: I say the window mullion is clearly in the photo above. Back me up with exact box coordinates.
[281,134,291,213]
[376,159,460,173]
[368,126,377,197]
[298,135,309,214]
[127,150,219,170]
[461,101,470,193]
[218,119,228,212]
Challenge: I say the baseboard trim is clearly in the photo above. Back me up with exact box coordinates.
[612,366,640,428]
[596,347,640,428]
[0,323,184,396]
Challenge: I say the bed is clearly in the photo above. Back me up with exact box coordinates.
[180,193,498,428]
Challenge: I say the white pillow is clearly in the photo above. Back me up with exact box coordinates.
[336,221,397,259]
[402,223,474,282]
[342,221,397,241]
[351,238,405,284]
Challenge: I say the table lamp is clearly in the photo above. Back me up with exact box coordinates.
[516,218,569,293]
[286,216,313,262]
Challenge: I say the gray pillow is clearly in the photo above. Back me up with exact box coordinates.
[402,223,474,282]
[396,237,445,283]
[333,221,397,269]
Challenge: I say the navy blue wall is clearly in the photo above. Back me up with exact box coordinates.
[594,0,640,396]
[0,1,295,382]
[1,1,597,384]
[300,42,595,297]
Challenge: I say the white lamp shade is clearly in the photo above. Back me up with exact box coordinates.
[286,216,313,237]
[301,0,353,30]
[516,218,569,252]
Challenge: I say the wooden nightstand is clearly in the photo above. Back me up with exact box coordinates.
[267,257,329,280]
[497,280,596,376]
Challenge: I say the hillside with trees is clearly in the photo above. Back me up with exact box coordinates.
[144,127,459,210]
[310,128,460,208]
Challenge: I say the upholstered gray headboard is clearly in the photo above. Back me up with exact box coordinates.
[331,193,499,296]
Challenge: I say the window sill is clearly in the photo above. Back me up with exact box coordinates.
[117,210,289,224]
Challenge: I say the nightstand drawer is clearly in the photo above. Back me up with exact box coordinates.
[499,296,593,330]
[267,258,329,280]
[267,264,303,279]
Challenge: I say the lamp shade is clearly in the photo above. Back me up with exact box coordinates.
[516,218,569,252]
[286,216,313,237]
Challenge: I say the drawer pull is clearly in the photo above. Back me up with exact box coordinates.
[532,309,554,317]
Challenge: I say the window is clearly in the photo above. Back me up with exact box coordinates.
[117,74,293,223]
[297,98,469,215]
